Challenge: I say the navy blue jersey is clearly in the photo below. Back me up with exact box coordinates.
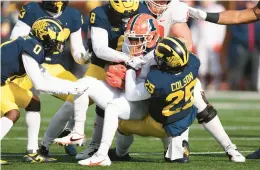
[82,15,89,36]
[145,53,200,125]
[1,36,45,85]
[88,3,151,68]
[18,2,82,69]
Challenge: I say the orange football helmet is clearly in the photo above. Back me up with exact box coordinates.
[125,13,160,56]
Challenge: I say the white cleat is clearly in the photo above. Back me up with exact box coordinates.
[76,141,100,160]
[54,132,86,146]
[225,144,246,163]
[78,153,111,166]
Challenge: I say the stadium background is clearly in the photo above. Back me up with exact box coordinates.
[1,1,260,170]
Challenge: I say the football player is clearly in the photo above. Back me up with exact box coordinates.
[43,0,151,159]
[76,0,195,159]
[113,0,245,163]
[76,14,161,166]
[188,0,260,160]
[0,17,87,164]
[188,1,260,25]
[10,1,90,160]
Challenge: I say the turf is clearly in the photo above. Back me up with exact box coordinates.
[1,92,260,170]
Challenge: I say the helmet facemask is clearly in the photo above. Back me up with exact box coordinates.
[145,0,170,16]
[42,1,69,14]
[125,31,153,56]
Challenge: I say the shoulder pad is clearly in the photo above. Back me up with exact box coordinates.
[22,37,45,64]
[18,2,40,26]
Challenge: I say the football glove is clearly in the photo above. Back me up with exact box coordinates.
[107,64,127,80]
[188,6,207,20]
[106,72,124,89]
[125,57,145,70]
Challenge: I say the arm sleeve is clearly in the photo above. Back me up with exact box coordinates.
[70,28,88,64]
[10,20,31,39]
[125,69,151,101]
[91,27,129,62]
[22,53,78,95]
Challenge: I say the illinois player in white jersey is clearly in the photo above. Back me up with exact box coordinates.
[74,0,194,160]
[76,14,161,166]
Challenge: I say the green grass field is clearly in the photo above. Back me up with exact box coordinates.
[1,91,260,170]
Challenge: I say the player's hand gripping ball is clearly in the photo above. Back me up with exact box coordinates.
[107,64,127,80]
[106,64,127,89]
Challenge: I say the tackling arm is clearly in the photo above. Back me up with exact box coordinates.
[22,53,85,95]
[170,22,193,51]
[125,69,151,102]
[70,28,90,64]
[189,1,260,25]
[91,27,130,62]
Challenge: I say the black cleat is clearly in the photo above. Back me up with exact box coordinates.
[108,148,131,161]
[164,140,190,163]
[246,148,260,159]
[38,145,50,157]
[23,149,57,163]
[58,128,71,138]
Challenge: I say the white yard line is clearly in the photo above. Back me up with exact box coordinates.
[1,151,255,157]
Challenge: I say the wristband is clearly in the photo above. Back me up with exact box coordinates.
[205,13,220,23]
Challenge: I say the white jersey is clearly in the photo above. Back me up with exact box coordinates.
[157,0,189,37]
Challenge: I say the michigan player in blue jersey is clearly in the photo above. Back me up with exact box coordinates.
[145,37,198,162]
[0,17,87,164]
[10,1,90,160]
[111,37,199,163]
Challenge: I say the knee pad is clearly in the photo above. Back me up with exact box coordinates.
[25,96,41,112]
[96,106,104,118]
[196,105,217,124]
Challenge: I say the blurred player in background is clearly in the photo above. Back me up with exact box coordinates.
[188,0,260,160]
[190,1,226,89]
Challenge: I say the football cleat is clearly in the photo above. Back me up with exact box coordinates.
[164,140,190,163]
[0,160,9,165]
[246,148,260,159]
[54,131,86,146]
[78,153,111,166]
[108,148,131,161]
[38,145,50,157]
[76,141,99,160]
[23,150,57,163]
[225,144,245,162]
[59,129,78,156]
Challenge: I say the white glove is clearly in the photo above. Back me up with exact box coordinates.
[125,57,145,70]
[188,6,207,20]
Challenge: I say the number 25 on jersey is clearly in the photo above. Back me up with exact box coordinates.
[163,79,197,116]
